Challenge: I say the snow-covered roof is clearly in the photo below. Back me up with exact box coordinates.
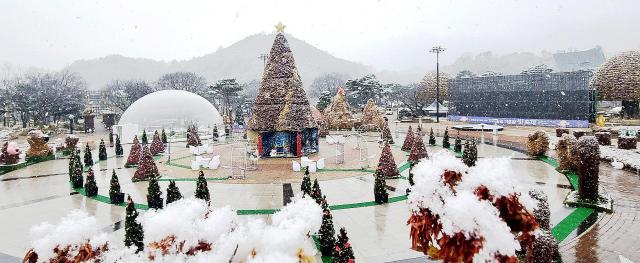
[424,100,448,112]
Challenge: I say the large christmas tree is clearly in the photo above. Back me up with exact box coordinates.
[83,143,93,167]
[115,135,124,156]
[98,139,107,161]
[146,175,163,209]
[133,145,159,181]
[166,180,183,205]
[332,227,355,263]
[84,169,98,197]
[248,25,316,133]
[109,170,124,204]
[401,126,414,151]
[323,87,354,130]
[377,142,399,178]
[124,196,144,252]
[195,171,210,202]
[125,136,142,167]
[149,130,165,155]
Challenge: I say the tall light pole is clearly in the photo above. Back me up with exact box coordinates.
[430,46,445,123]
[258,53,268,68]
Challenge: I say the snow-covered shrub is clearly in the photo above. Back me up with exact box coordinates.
[527,131,549,157]
[575,136,600,200]
[556,134,577,171]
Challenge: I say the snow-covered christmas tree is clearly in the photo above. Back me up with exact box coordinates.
[401,126,414,151]
[323,87,354,130]
[98,139,107,160]
[150,130,165,155]
[133,145,159,181]
[377,142,399,178]
[125,136,142,167]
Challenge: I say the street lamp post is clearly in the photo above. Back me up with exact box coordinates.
[68,114,75,134]
[430,46,445,123]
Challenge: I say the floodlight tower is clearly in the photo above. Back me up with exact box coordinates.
[430,46,445,123]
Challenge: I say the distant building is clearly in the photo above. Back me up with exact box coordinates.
[553,46,606,72]
[85,90,112,114]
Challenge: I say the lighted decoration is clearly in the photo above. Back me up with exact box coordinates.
[248,30,318,157]
[124,136,142,167]
[26,130,53,161]
[401,126,415,151]
[360,98,385,130]
[323,87,354,130]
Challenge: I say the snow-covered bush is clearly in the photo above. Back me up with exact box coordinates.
[527,131,549,157]
[24,197,322,262]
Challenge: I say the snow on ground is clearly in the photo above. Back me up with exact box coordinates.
[599,145,640,170]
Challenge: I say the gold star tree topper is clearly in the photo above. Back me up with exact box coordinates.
[275,22,286,33]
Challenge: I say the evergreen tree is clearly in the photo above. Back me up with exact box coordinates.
[83,143,93,167]
[462,140,478,167]
[454,135,462,153]
[149,130,165,155]
[442,127,450,149]
[133,145,159,181]
[310,178,323,204]
[377,142,399,178]
[98,139,108,160]
[108,129,114,147]
[401,126,414,151]
[115,135,124,156]
[166,180,183,205]
[318,202,336,256]
[161,128,168,144]
[195,171,210,202]
[316,91,332,112]
[428,128,436,146]
[71,150,84,188]
[125,136,141,167]
[186,125,202,147]
[373,169,389,204]
[407,133,428,165]
[332,227,355,263]
[234,105,245,125]
[68,150,76,182]
[212,125,219,141]
[141,129,148,144]
[382,120,394,144]
[109,170,124,204]
[301,167,312,197]
[84,169,98,197]
[146,175,163,209]
[124,196,144,253]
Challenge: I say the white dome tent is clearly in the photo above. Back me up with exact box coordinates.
[116,90,224,143]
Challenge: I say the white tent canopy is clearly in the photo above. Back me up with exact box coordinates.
[118,90,224,131]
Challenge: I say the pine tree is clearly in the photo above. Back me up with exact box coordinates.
[301,167,312,197]
[377,142,399,178]
[141,129,148,144]
[115,135,124,156]
[374,169,388,204]
[149,130,165,155]
[166,180,183,205]
[310,178,323,204]
[382,120,394,144]
[146,175,163,209]
[125,136,141,167]
[98,139,107,160]
[428,128,436,146]
[454,134,462,153]
[71,150,84,188]
[212,125,219,141]
[186,125,201,147]
[407,133,428,165]
[83,143,93,167]
[401,126,414,151]
[68,150,76,182]
[318,203,336,256]
[84,169,98,197]
[333,227,355,263]
[133,145,159,181]
[161,128,168,144]
[316,91,332,111]
[109,170,124,204]
[108,129,114,147]
[442,127,450,148]
[124,196,144,253]
[195,171,210,202]
[462,140,478,167]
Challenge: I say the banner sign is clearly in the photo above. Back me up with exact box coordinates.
[447,115,589,128]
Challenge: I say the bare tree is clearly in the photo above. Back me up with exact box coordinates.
[103,79,154,112]
[396,83,429,117]
[308,72,349,99]
[156,72,208,96]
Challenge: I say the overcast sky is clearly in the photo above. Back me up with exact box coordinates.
[1,0,639,72]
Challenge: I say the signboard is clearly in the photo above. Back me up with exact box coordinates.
[448,115,589,128]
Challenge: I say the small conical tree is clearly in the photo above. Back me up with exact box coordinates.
[125,136,142,167]
[195,171,210,202]
[109,170,124,204]
[401,126,414,151]
[318,201,336,256]
[377,142,399,178]
[373,169,388,204]
[108,129,114,147]
[428,128,436,146]
[149,130,165,155]
[146,175,163,209]
[166,180,183,205]
[462,140,478,167]
[186,125,202,147]
[68,150,76,182]
[71,150,84,188]
[407,134,428,165]
[83,143,93,167]
[133,145,159,181]
[442,127,450,148]
[310,178,323,204]
[84,169,98,197]
[212,125,219,141]
[124,196,144,253]
[333,227,355,263]
[454,134,462,153]
[301,167,312,197]
[161,128,168,144]
[382,120,394,144]
[98,139,107,160]
[141,129,148,144]
[115,135,124,156]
